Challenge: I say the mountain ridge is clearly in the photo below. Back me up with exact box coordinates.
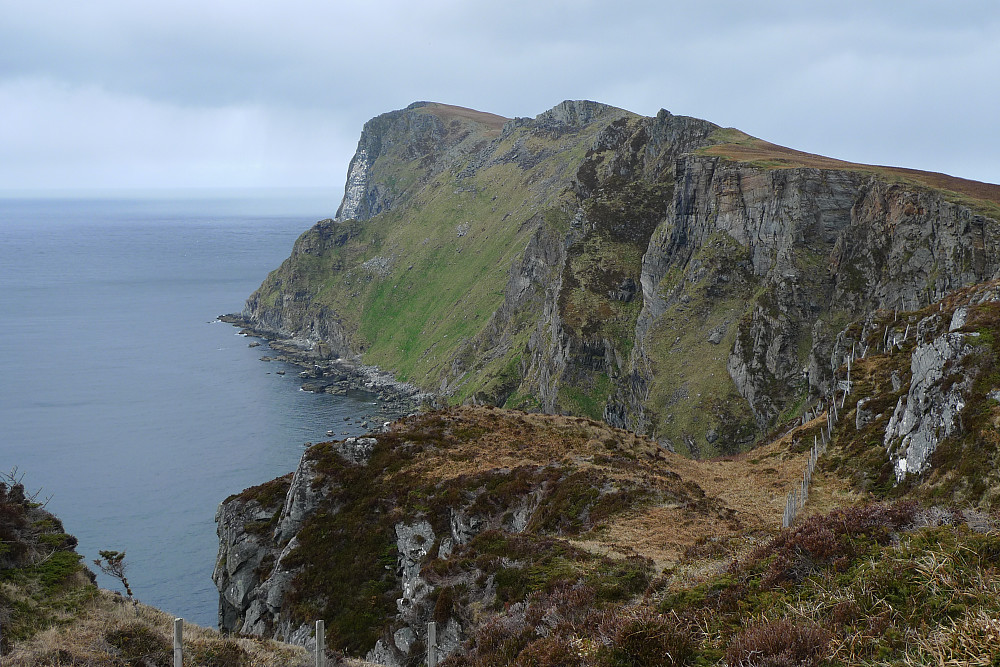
[232,98,1000,457]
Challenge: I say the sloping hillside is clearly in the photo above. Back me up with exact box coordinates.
[232,99,1000,458]
[217,376,1000,665]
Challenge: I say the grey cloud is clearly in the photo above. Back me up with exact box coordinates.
[1,0,999,190]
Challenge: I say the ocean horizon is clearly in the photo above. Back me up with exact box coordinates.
[0,190,391,627]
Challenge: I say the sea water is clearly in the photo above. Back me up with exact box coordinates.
[0,191,385,627]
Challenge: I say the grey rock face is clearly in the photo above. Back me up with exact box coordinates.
[884,331,976,482]
[275,456,323,545]
[214,448,330,644]
[335,147,370,222]
[534,100,621,128]
[395,520,435,616]
[333,436,377,466]
[213,498,275,631]
[855,396,875,431]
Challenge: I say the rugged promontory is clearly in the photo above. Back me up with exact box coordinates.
[231,99,1000,457]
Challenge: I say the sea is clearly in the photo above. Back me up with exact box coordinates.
[0,190,390,628]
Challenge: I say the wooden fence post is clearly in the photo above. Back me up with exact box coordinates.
[427,621,438,667]
[173,618,183,667]
[316,620,325,667]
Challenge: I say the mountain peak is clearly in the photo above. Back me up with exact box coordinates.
[534,99,627,127]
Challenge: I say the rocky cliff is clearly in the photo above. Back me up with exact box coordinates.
[215,391,1000,664]
[826,277,1000,506]
[233,99,1000,458]
[214,407,756,664]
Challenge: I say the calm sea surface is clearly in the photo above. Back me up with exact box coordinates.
[0,192,386,627]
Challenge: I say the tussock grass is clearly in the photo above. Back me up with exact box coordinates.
[1,589,313,666]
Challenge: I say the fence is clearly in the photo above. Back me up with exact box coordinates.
[164,618,441,667]
[782,335,872,528]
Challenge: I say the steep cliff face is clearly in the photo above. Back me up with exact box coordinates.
[607,158,1000,454]
[829,278,1000,506]
[235,99,1000,456]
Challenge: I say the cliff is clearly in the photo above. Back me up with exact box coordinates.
[218,98,1000,666]
[213,406,805,663]
[215,393,1000,664]
[234,99,1000,458]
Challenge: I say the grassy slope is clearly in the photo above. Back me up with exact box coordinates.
[2,591,316,666]
[704,128,1000,219]
[255,106,632,403]
[640,232,761,457]
[252,104,1000,456]
[234,382,1000,665]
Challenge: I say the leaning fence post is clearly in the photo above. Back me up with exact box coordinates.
[428,621,438,667]
[316,620,325,667]
[173,618,183,667]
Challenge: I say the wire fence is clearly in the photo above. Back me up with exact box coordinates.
[162,618,438,667]
[782,336,871,528]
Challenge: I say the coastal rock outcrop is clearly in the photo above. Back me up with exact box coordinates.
[215,408,716,663]
[884,332,976,481]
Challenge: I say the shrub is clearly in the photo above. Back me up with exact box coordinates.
[596,608,696,666]
[749,501,918,586]
[724,618,831,667]
[188,639,250,667]
[104,622,171,667]
[514,634,585,666]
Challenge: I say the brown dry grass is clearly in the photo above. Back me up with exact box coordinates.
[418,103,509,135]
[1,588,313,666]
[389,406,853,569]
[704,135,1000,212]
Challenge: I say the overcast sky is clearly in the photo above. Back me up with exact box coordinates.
[3,0,999,199]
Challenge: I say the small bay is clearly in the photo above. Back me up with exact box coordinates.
[0,191,385,627]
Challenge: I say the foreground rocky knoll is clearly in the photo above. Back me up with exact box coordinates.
[214,406,803,663]
[233,99,1000,457]
[217,363,1000,665]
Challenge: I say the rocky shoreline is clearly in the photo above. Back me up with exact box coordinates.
[219,314,436,421]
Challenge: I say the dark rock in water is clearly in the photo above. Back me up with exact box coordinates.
[260,356,272,362]
[248,342,261,348]
[276,370,285,375]
[300,381,330,393]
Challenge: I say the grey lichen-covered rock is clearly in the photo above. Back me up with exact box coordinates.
[395,520,435,616]
[213,499,273,631]
[332,436,377,466]
[855,396,876,431]
[275,456,323,545]
[884,331,977,482]
[214,451,329,644]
